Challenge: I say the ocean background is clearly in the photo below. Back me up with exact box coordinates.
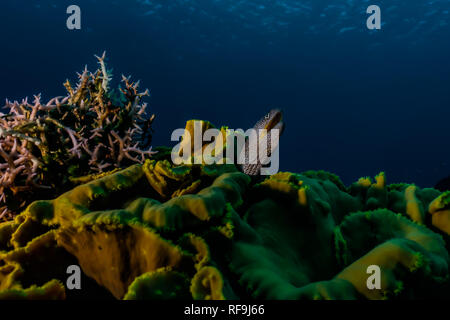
[1,0,450,187]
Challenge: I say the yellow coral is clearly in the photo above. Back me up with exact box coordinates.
[428,192,450,235]
[374,172,386,189]
[191,266,225,300]
[357,177,372,187]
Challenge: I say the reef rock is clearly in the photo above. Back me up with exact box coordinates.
[0,121,448,300]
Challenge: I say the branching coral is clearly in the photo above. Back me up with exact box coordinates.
[0,54,156,218]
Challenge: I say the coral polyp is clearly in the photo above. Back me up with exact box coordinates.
[0,54,156,218]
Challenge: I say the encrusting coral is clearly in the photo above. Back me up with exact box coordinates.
[0,119,447,300]
[0,53,156,218]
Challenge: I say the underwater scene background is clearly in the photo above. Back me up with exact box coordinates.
[2,0,450,187]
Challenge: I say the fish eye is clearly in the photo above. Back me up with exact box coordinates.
[265,113,270,119]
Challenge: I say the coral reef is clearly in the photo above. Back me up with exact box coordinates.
[0,54,156,218]
[0,119,448,300]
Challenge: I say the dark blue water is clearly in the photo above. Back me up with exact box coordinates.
[1,0,450,187]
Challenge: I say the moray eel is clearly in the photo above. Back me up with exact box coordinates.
[239,109,285,176]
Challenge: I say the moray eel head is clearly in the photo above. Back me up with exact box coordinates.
[255,109,285,133]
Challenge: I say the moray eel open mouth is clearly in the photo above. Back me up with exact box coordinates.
[239,109,285,176]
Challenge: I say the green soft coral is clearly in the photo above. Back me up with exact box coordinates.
[1,159,249,299]
[229,172,449,300]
